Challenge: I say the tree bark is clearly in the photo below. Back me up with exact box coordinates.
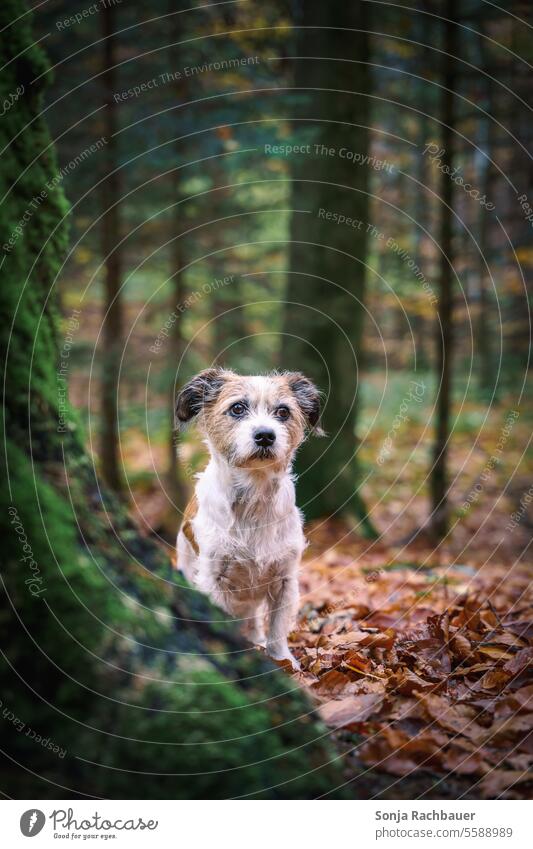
[430,0,457,541]
[166,184,189,519]
[283,0,376,535]
[100,1,124,493]
[474,24,495,396]
[165,7,190,523]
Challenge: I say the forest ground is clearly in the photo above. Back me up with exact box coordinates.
[67,302,533,799]
[286,387,532,800]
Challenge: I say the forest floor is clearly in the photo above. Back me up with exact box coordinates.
[70,336,533,798]
[283,520,532,800]
[278,397,533,800]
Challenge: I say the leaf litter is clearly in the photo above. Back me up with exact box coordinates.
[284,521,533,798]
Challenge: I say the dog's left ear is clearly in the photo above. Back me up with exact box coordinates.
[175,368,226,425]
[287,373,325,436]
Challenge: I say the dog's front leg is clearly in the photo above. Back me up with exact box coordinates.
[265,572,300,670]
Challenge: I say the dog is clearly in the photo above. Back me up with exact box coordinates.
[175,368,322,669]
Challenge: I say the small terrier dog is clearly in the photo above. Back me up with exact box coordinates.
[175,368,322,668]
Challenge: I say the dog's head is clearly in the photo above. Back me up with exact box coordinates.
[176,368,323,470]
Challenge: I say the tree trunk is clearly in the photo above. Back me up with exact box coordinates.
[166,185,189,519]
[413,114,431,372]
[165,8,190,524]
[476,128,494,396]
[100,2,124,493]
[283,0,376,535]
[475,25,495,397]
[430,0,457,541]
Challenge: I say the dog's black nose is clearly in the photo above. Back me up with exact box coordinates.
[254,428,276,447]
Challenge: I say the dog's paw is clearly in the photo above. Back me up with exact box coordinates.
[266,644,301,672]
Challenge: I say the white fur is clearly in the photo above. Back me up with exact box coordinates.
[178,457,305,669]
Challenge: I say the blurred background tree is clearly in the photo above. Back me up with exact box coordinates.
[283,0,374,534]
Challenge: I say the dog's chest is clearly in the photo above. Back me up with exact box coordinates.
[216,555,282,606]
[217,507,297,567]
[192,465,304,596]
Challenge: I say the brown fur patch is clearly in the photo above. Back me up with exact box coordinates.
[182,494,199,555]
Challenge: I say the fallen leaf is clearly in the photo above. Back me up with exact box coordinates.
[451,633,472,659]
[477,646,515,661]
[312,669,354,695]
[420,694,485,741]
[442,747,491,776]
[480,769,533,798]
[318,693,384,728]
[389,668,435,695]
[343,651,373,674]
[504,648,533,676]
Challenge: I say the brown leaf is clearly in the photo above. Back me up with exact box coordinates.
[309,659,322,676]
[477,646,515,662]
[318,693,384,728]
[343,651,373,674]
[389,668,435,695]
[272,657,297,674]
[504,647,533,676]
[480,769,533,798]
[504,620,533,641]
[312,669,354,696]
[487,714,533,742]
[451,633,472,659]
[292,523,533,794]
[380,696,426,721]
[484,631,528,649]
[495,684,533,717]
[360,628,396,649]
[475,667,511,691]
[509,684,533,710]
[359,727,446,775]
[505,753,533,771]
[329,630,370,647]
[442,746,491,776]
[420,694,485,741]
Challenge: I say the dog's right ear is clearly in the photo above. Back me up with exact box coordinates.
[175,368,226,425]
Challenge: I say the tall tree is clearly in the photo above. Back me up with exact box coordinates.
[470,20,496,397]
[165,5,190,524]
[430,0,457,540]
[283,0,375,535]
[100,1,124,492]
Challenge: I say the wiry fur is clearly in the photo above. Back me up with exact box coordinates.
[175,369,322,667]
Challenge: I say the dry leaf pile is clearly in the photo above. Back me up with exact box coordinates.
[286,523,533,798]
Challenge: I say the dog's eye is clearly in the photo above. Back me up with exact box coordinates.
[275,405,290,421]
[229,402,247,417]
